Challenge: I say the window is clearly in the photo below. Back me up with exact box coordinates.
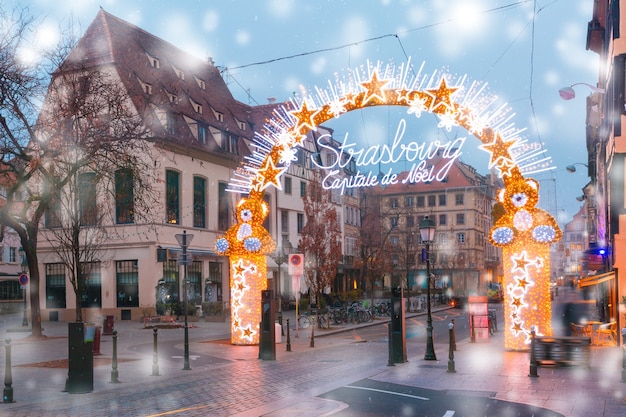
[115,168,134,224]
[281,210,289,234]
[80,262,101,308]
[168,93,177,104]
[188,261,202,305]
[193,177,206,228]
[8,247,16,263]
[46,263,66,308]
[428,195,436,207]
[166,170,180,224]
[0,281,21,300]
[456,213,465,225]
[173,65,185,80]
[390,198,398,208]
[405,196,414,207]
[166,113,176,135]
[194,76,205,90]
[117,260,139,307]
[284,176,292,194]
[439,214,447,226]
[79,172,97,226]
[214,111,224,122]
[455,194,464,205]
[297,213,304,233]
[391,236,399,246]
[390,217,398,228]
[222,133,238,154]
[218,182,231,231]
[197,124,207,144]
[45,196,62,228]
[190,98,202,114]
[300,181,307,197]
[207,262,223,302]
[457,233,466,244]
[417,196,425,207]
[439,194,446,206]
[406,216,414,228]
[146,52,160,68]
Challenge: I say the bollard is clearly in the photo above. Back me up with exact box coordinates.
[310,316,315,348]
[529,328,539,378]
[93,326,102,356]
[451,319,457,351]
[110,330,119,383]
[470,315,475,343]
[387,324,395,367]
[286,319,291,352]
[151,327,160,376]
[3,338,13,403]
[447,322,456,373]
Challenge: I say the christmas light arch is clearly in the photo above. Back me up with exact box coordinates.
[215,59,561,349]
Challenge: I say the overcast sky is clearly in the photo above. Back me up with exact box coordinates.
[15,0,598,222]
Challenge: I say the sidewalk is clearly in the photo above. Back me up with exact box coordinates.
[0,290,624,416]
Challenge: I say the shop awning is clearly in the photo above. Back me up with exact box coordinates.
[578,271,615,288]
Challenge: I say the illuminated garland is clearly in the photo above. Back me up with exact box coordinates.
[216,59,561,349]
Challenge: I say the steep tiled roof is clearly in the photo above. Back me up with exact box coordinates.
[60,9,274,159]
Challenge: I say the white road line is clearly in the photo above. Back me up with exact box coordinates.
[443,411,455,417]
[344,385,430,401]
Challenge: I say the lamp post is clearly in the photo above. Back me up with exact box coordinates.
[565,162,588,174]
[270,241,292,328]
[18,248,28,327]
[175,230,194,371]
[419,216,437,361]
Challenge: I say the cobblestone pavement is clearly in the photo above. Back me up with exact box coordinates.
[1,289,625,417]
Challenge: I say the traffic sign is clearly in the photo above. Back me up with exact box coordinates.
[177,254,193,266]
[19,274,29,286]
[288,254,304,275]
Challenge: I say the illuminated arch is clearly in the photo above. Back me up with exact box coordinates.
[216,59,561,349]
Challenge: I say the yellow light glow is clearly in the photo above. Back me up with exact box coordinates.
[217,61,561,349]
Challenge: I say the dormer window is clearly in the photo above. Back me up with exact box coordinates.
[190,98,202,114]
[194,76,206,90]
[168,93,177,104]
[137,77,152,94]
[212,108,224,122]
[145,52,160,69]
[172,65,185,80]
[236,119,246,131]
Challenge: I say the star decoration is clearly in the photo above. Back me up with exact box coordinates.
[512,252,531,273]
[516,277,530,290]
[512,322,523,333]
[359,70,391,106]
[497,159,517,178]
[426,78,458,113]
[242,326,254,338]
[511,297,522,308]
[256,157,287,191]
[479,133,517,169]
[289,101,319,134]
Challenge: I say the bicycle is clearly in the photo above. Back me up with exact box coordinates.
[298,313,311,328]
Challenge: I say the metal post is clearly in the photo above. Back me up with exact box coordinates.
[447,322,456,373]
[3,339,13,403]
[22,287,28,327]
[471,315,476,343]
[387,324,395,367]
[110,330,119,383]
[286,319,291,352]
[424,241,436,361]
[451,318,457,351]
[529,328,539,377]
[622,328,626,382]
[310,316,315,348]
[182,231,190,371]
[152,327,160,376]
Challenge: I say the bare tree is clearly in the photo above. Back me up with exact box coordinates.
[299,171,342,313]
[0,6,157,334]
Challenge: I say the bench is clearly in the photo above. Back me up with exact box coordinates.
[532,336,591,368]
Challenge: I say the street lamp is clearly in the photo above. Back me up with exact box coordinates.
[18,248,28,327]
[175,230,194,371]
[565,162,588,174]
[419,216,437,361]
[558,82,605,100]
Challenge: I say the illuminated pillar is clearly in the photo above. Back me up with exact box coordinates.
[230,255,268,345]
[502,242,553,350]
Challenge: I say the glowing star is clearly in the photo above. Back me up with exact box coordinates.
[512,322,523,333]
[516,277,530,290]
[497,159,516,178]
[479,133,517,169]
[289,101,319,134]
[242,326,254,339]
[256,157,287,191]
[359,70,391,106]
[426,78,458,113]
[511,297,522,308]
[512,252,531,273]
